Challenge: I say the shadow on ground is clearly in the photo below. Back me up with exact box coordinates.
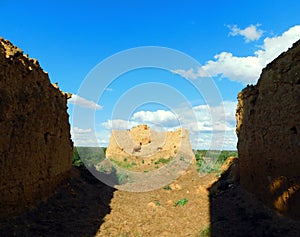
[0,166,116,237]
[208,165,300,237]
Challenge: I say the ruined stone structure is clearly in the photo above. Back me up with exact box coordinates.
[0,38,73,219]
[236,39,300,219]
[106,124,194,171]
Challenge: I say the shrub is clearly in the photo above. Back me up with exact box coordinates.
[73,146,106,168]
[195,150,238,174]
[72,147,83,167]
[199,226,211,237]
[163,185,172,190]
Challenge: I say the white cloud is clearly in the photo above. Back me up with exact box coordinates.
[100,101,238,150]
[203,52,262,84]
[132,110,179,127]
[177,101,237,150]
[255,26,300,64]
[71,127,97,146]
[105,87,113,92]
[173,25,300,85]
[191,130,237,150]
[101,110,179,132]
[68,94,103,110]
[73,127,92,133]
[190,101,237,133]
[171,68,209,80]
[101,119,138,130]
[228,24,264,42]
[71,126,110,147]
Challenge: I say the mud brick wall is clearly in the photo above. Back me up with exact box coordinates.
[106,124,194,166]
[236,39,300,219]
[0,38,73,219]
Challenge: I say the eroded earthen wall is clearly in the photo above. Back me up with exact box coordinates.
[0,38,73,219]
[236,39,300,219]
[106,124,194,170]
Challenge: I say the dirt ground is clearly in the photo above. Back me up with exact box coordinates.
[1,164,300,237]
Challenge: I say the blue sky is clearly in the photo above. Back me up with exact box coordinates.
[1,0,300,150]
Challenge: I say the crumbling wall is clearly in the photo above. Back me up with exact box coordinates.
[0,38,73,219]
[106,124,194,171]
[236,39,300,219]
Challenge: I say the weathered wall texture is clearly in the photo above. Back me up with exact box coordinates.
[0,38,73,219]
[106,124,194,171]
[236,39,300,219]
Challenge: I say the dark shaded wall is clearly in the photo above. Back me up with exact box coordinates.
[236,39,300,219]
[0,38,73,219]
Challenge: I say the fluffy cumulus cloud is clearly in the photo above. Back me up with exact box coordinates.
[191,130,237,150]
[99,101,238,150]
[71,127,110,147]
[173,25,300,85]
[187,101,237,150]
[171,68,209,80]
[228,24,264,42]
[191,101,237,132]
[71,127,97,146]
[132,110,179,127]
[101,110,179,132]
[203,52,262,84]
[101,119,138,130]
[68,94,103,110]
[73,127,92,133]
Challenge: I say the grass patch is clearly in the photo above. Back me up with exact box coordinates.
[110,158,137,169]
[195,150,237,174]
[154,157,172,165]
[174,198,188,207]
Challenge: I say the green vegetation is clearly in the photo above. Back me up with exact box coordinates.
[195,150,237,174]
[72,147,83,167]
[154,156,172,165]
[110,158,137,169]
[72,146,133,185]
[155,201,161,206]
[116,172,131,184]
[72,147,237,183]
[72,146,106,167]
[198,226,211,237]
[174,198,188,207]
[163,185,172,190]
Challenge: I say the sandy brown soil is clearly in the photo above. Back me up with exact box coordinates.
[97,167,213,236]
[1,164,300,237]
